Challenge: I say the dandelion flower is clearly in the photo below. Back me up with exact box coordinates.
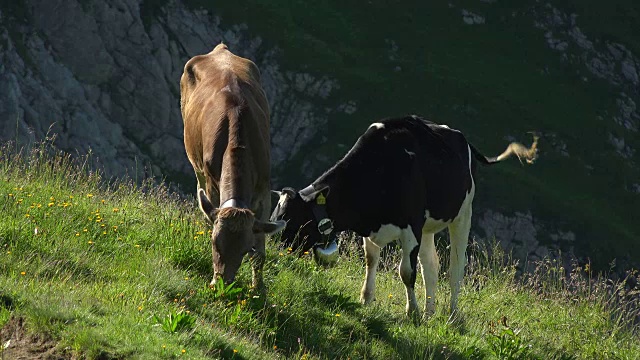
[75,233,80,236]
[138,306,143,311]
[20,271,26,275]
[86,194,93,198]
[233,349,238,354]
[88,240,94,244]
[47,202,54,207]
[273,345,278,350]
[181,349,186,354]
[335,313,341,317]
[113,208,119,213]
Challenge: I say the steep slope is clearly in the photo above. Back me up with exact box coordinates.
[0,0,638,271]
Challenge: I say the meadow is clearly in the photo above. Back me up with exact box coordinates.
[1,139,638,359]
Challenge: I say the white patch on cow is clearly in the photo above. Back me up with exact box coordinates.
[277,193,288,208]
[404,148,415,157]
[364,224,420,315]
[439,124,450,129]
[423,211,451,233]
[369,122,385,130]
[367,224,402,247]
[467,144,472,173]
[361,237,381,305]
[418,232,439,315]
[447,181,475,314]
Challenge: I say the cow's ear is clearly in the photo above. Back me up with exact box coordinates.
[197,189,217,223]
[253,219,286,234]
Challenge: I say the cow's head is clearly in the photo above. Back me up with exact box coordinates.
[269,187,324,254]
[198,189,285,285]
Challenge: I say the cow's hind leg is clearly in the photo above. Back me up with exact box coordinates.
[360,237,380,304]
[418,232,439,316]
[447,211,471,316]
[398,226,421,318]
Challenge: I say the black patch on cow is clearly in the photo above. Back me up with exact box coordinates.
[272,115,476,251]
[409,244,420,286]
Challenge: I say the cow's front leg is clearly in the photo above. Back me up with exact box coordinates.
[249,232,266,294]
[360,237,380,304]
[399,227,420,318]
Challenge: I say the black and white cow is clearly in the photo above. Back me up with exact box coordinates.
[270,115,538,317]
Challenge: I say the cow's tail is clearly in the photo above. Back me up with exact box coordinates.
[470,133,539,166]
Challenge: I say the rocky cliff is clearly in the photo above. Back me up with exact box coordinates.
[0,0,344,184]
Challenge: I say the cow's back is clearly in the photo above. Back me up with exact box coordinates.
[320,116,474,233]
[181,44,270,204]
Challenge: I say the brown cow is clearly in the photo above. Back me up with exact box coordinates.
[180,43,285,290]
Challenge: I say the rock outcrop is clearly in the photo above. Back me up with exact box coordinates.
[0,0,344,184]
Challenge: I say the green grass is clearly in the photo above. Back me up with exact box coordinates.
[1,140,638,359]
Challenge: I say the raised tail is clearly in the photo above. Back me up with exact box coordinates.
[470,133,539,166]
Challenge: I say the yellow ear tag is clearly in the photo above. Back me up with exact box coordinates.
[316,193,326,205]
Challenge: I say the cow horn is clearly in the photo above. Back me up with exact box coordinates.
[271,190,282,196]
[282,187,297,198]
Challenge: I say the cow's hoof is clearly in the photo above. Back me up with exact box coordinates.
[360,292,375,305]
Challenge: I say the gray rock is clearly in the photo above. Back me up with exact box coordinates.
[0,0,351,186]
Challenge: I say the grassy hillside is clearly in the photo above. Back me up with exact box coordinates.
[1,141,638,359]
[205,1,640,271]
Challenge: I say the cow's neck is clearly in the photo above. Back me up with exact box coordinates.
[219,146,253,207]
